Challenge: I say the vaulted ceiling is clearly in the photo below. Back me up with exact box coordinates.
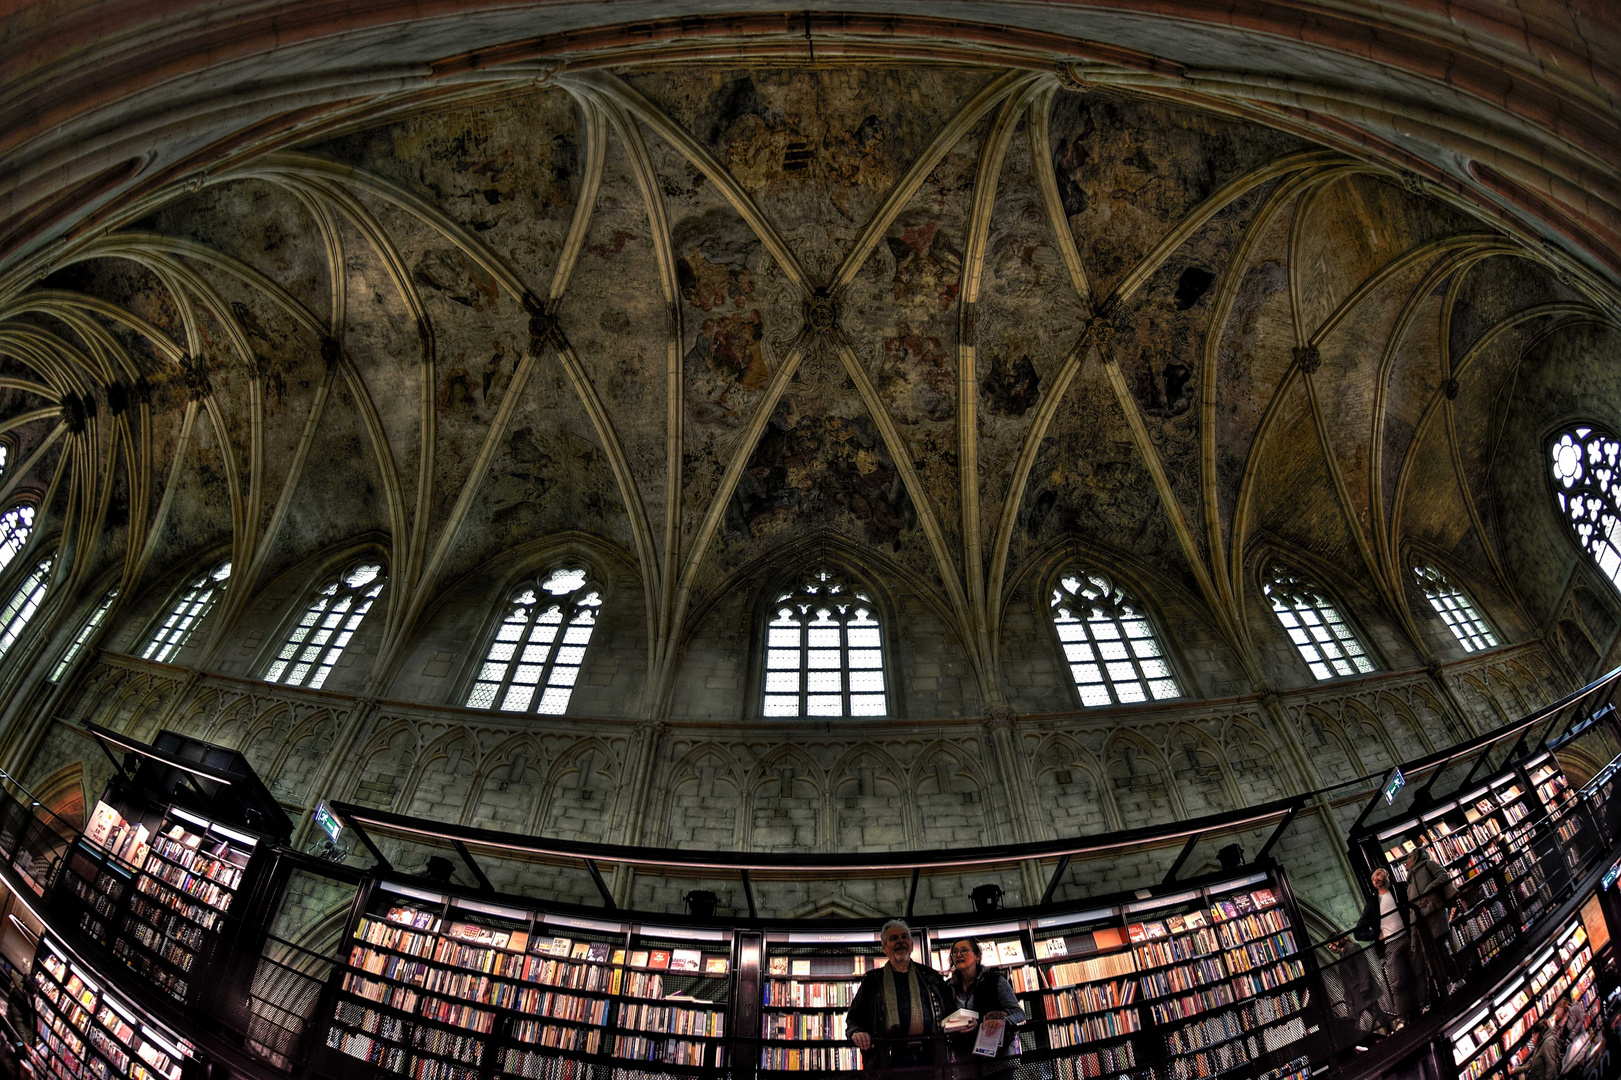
[0,48,1613,715]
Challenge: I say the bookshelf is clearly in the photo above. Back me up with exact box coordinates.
[757,931,887,1073]
[1369,760,1578,972]
[1122,879,1310,1080]
[752,871,1308,1080]
[53,806,259,1004]
[1447,916,1598,1080]
[28,935,194,1080]
[322,884,733,1079]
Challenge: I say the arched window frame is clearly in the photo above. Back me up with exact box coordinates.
[1260,561,1379,681]
[141,559,231,664]
[1045,566,1185,708]
[756,565,892,719]
[1411,561,1499,654]
[50,584,119,683]
[0,554,53,661]
[1548,424,1621,593]
[0,502,38,583]
[461,565,605,717]
[262,559,387,690]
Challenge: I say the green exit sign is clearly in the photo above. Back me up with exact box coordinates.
[314,801,342,843]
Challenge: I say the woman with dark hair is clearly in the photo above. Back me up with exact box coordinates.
[944,939,1025,1076]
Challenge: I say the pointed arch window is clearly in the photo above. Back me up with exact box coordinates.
[763,569,888,718]
[466,568,601,716]
[1050,570,1181,707]
[1414,565,1498,653]
[1264,564,1376,680]
[1550,426,1621,589]
[0,556,51,660]
[0,505,34,577]
[264,563,385,690]
[51,586,118,682]
[143,561,230,663]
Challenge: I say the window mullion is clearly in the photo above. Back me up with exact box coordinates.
[493,604,531,710]
[839,615,849,717]
[798,610,808,715]
[533,598,569,712]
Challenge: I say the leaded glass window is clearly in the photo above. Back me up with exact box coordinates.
[1551,426,1621,588]
[1050,570,1181,706]
[0,557,50,660]
[143,561,230,663]
[1414,564,1498,653]
[264,563,385,690]
[0,505,34,577]
[50,586,118,681]
[1264,564,1376,680]
[466,567,601,715]
[762,569,887,717]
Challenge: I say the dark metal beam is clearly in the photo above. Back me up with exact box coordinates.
[740,869,757,919]
[1255,803,1300,865]
[905,868,920,918]
[1040,855,1071,907]
[1162,832,1201,886]
[453,840,493,894]
[584,859,615,909]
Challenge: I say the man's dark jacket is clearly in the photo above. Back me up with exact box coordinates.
[846,963,951,1067]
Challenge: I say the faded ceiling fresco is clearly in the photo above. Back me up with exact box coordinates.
[0,64,1611,716]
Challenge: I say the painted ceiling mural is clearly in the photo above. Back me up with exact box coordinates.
[0,64,1610,716]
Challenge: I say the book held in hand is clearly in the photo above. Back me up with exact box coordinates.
[974,1017,1005,1057]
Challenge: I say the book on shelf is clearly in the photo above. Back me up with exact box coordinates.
[769,957,788,976]
[570,941,590,960]
[630,950,650,968]
[647,949,671,970]
[586,942,610,963]
[705,957,729,975]
[669,949,702,973]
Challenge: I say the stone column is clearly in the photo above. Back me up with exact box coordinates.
[611,718,666,907]
[983,706,1046,905]
[293,697,378,848]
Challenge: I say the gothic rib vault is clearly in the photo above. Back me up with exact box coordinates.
[0,14,1614,916]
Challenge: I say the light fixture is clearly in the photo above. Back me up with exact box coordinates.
[970,884,1004,913]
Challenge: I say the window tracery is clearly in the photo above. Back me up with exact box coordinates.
[466,567,601,716]
[142,561,231,663]
[50,586,118,682]
[1050,570,1181,706]
[0,505,34,577]
[264,562,386,690]
[763,568,888,718]
[0,556,50,660]
[1414,564,1498,653]
[1263,564,1376,680]
[1550,426,1621,589]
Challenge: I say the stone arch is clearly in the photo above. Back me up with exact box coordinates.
[1488,666,1530,715]
[746,745,823,852]
[1376,692,1433,758]
[1343,699,1400,775]
[912,741,992,848]
[1104,732,1177,828]
[1298,707,1361,786]
[1031,735,1115,837]
[1503,659,1547,710]
[662,743,744,850]
[1165,723,1239,816]
[539,738,619,842]
[95,673,171,737]
[238,704,293,782]
[402,728,480,824]
[269,712,336,805]
[1459,673,1508,729]
[204,694,258,746]
[346,722,418,810]
[465,735,546,833]
[30,761,85,831]
[831,745,910,851]
[1221,718,1289,804]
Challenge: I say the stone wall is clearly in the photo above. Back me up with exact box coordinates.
[22,640,1570,928]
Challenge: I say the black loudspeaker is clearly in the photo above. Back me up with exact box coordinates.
[1217,844,1245,871]
[684,890,719,918]
[971,884,1004,913]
